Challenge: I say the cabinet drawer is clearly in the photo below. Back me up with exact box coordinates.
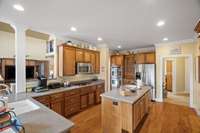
[50,93,64,102]
[34,95,50,104]
[89,85,96,92]
[65,89,80,96]
[65,94,80,105]
[80,87,90,95]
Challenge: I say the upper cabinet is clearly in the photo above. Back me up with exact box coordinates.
[76,48,84,62]
[135,52,155,64]
[111,55,124,67]
[58,44,100,76]
[145,52,155,64]
[124,55,135,79]
[63,46,76,76]
[135,53,145,64]
[95,52,100,73]
[84,50,91,62]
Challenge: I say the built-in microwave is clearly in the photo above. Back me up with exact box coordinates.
[76,63,93,74]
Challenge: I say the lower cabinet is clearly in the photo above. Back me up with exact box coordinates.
[80,94,88,109]
[51,101,64,115]
[33,82,105,118]
[50,93,64,115]
[88,92,95,106]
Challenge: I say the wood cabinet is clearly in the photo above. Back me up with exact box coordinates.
[34,82,105,118]
[34,95,50,108]
[50,93,64,115]
[95,52,100,73]
[80,94,88,109]
[124,55,135,81]
[135,53,145,64]
[76,48,84,62]
[145,52,155,64]
[90,52,96,73]
[111,55,124,67]
[84,50,91,62]
[195,20,200,35]
[63,46,76,75]
[58,44,100,76]
[65,89,80,117]
[135,52,155,64]
[134,99,141,129]
[95,83,105,104]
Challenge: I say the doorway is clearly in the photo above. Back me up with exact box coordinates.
[162,56,192,107]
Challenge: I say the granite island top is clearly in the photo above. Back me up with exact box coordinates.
[101,86,150,104]
[7,79,104,133]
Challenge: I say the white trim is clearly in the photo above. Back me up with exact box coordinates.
[193,105,200,116]
[155,39,195,48]
[159,54,194,107]
[155,98,163,102]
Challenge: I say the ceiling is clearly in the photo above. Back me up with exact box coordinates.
[0,0,199,50]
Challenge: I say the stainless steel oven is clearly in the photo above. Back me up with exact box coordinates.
[76,63,93,74]
[111,65,122,89]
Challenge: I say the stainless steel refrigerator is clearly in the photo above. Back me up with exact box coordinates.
[111,65,123,89]
[135,64,156,100]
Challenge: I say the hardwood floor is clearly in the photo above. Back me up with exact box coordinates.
[70,102,200,133]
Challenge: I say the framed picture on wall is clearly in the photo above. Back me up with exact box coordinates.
[46,40,54,54]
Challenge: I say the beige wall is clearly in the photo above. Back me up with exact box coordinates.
[155,41,196,105]
[175,57,186,92]
[195,38,200,111]
[0,30,47,60]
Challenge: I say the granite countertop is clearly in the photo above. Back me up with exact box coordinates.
[9,79,105,101]
[101,86,150,104]
[6,79,104,133]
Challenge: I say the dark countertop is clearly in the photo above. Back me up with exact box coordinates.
[7,79,105,133]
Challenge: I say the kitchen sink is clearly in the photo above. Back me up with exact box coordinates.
[8,99,40,116]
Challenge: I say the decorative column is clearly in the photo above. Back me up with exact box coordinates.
[11,24,27,93]
[97,44,111,91]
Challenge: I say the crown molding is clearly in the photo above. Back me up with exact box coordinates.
[154,39,195,48]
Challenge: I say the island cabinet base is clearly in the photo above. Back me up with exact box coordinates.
[102,91,151,133]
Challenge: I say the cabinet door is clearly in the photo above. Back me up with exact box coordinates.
[63,46,76,75]
[51,101,64,115]
[88,92,95,106]
[134,100,141,129]
[145,52,155,64]
[115,55,124,66]
[135,54,145,64]
[76,48,84,62]
[111,56,116,66]
[95,52,100,74]
[90,52,96,73]
[84,51,91,62]
[81,94,88,109]
[124,55,135,79]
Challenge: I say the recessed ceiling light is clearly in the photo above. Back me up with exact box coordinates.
[13,4,24,11]
[97,37,103,41]
[157,20,165,27]
[70,26,77,32]
[163,37,168,41]
[117,45,121,49]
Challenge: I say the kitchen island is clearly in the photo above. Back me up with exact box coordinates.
[101,86,151,133]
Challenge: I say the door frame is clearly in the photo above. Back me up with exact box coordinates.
[159,54,194,107]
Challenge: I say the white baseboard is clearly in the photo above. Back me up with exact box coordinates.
[155,97,163,102]
[193,106,200,116]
